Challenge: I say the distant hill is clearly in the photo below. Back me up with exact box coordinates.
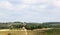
[42,22,60,28]
[0,22,60,29]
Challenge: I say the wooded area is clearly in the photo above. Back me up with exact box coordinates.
[0,22,60,30]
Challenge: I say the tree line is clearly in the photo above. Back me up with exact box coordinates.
[0,22,60,30]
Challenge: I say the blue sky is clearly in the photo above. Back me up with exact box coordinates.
[0,0,60,22]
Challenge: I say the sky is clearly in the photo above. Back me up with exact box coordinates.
[0,0,60,22]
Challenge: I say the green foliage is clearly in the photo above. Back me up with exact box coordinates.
[0,22,60,30]
[8,33,11,35]
[13,25,23,29]
[38,25,42,29]
[9,26,13,29]
[44,29,60,35]
[25,23,42,30]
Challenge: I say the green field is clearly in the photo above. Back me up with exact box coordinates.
[0,29,60,35]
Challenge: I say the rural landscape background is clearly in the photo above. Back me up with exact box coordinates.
[0,0,60,35]
[0,22,60,35]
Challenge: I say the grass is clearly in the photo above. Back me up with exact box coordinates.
[0,30,26,35]
[0,29,60,35]
[0,29,44,35]
[44,29,60,35]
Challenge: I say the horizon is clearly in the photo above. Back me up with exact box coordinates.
[0,0,60,22]
[0,21,60,23]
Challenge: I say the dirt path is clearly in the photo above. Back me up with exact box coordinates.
[0,29,10,31]
[0,28,53,31]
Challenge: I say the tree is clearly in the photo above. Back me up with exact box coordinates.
[38,24,43,29]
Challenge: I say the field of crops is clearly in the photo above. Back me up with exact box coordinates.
[0,29,60,35]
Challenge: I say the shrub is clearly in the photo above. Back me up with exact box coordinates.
[8,33,11,35]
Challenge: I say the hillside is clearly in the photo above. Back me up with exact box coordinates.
[0,22,60,29]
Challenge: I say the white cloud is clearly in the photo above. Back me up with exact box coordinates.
[15,4,29,11]
[8,0,21,2]
[53,0,60,7]
[29,5,48,12]
[51,9,60,16]
[0,0,60,22]
[2,0,48,11]
[0,1,14,10]
[0,12,7,17]
[22,0,37,4]
[22,0,48,4]
[0,1,27,11]
[39,5,47,9]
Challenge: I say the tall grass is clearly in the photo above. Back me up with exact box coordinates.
[44,29,60,35]
[0,29,60,35]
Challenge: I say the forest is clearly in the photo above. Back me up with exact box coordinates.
[0,22,60,30]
